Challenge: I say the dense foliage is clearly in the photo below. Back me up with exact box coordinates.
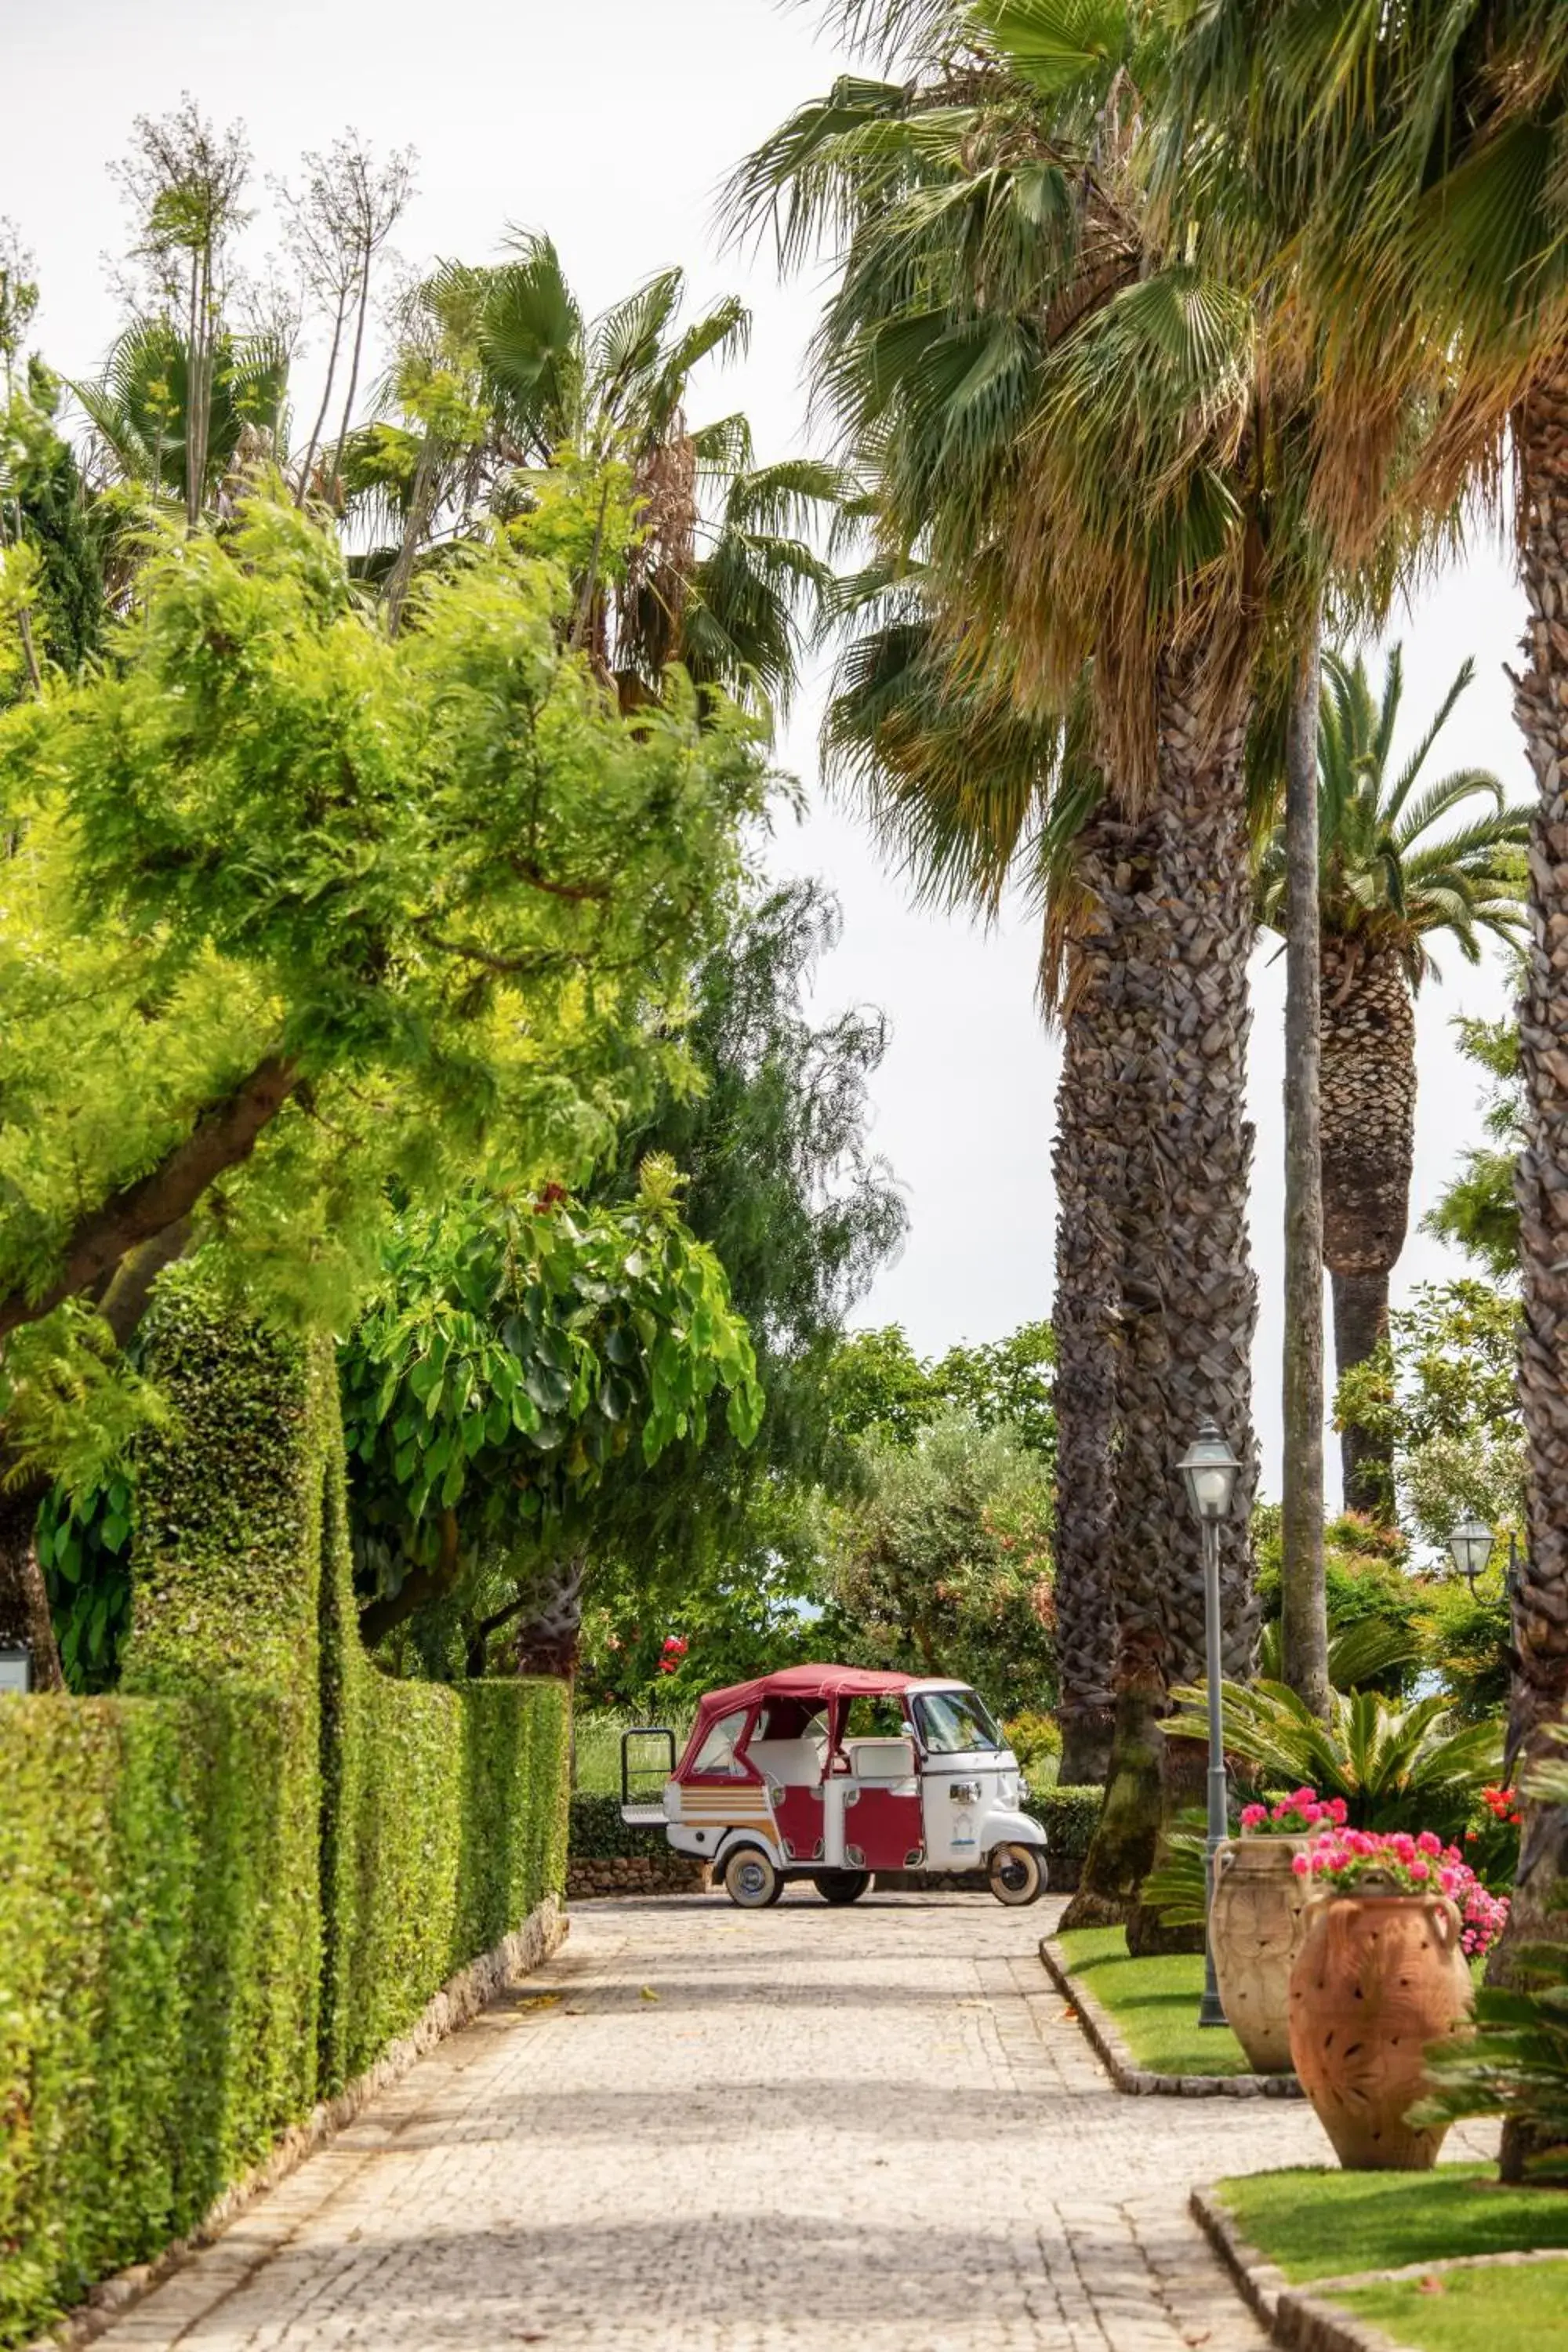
[0,1276,569,2351]
[824,1410,1054,1718]
[343,1160,763,1648]
[0,488,768,1494]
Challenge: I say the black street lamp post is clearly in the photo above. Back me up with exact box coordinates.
[1178,1420,1241,2031]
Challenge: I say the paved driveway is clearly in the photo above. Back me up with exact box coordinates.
[97,1892,1364,2351]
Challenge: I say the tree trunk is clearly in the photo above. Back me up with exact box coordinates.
[515,1553,586,1680]
[1281,618,1330,1717]
[1064,662,1259,1926]
[0,1484,64,1690]
[1331,1269,1392,1516]
[1050,808,1127,1792]
[1320,934,1416,1517]
[1495,372,1568,2180]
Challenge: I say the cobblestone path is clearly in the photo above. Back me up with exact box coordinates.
[97,1893,1357,2351]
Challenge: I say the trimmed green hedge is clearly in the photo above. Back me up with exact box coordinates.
[568,1789,676,1860]
[1028,1784,1105,1861]
[0,1278,569,2349]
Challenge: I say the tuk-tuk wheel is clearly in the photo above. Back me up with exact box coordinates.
[722,1844,783,1907]
[812,1870,871,1905]
[987,1843,1044,1906]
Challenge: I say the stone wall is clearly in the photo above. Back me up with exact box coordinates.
[568,1853,711,1900]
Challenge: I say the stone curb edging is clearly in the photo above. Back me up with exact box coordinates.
[1191,2183,1568,2352]
[27,1895,569,2352]
[1038,1936,1305,2099]
[1191,2184,1410,2352]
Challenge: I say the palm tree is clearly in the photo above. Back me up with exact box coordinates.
[823,571,1121,1784]
[74,317,291,518]
[1255,645,1528,1515]
[1163,9,1568,2065]
[349,237,839,712]
[733,9,1294,1921]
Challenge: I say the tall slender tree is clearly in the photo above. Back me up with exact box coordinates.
[1254,648,1527,1512]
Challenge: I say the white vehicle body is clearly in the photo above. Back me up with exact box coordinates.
[619,1665,1047,1907]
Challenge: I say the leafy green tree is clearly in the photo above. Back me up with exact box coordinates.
[1428,976,1526,1282]
[1254,646,1527,1511]
[824,1409,1055,1718]
[376,876,906,1683]
[0,483,768,1670]
[1335,1281,1526,1551]
[824,1319,1055,1457]
[342,1160,762,1660]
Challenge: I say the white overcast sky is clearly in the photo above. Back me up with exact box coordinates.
[4,0,1528,1497]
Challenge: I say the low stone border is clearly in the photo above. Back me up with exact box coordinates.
[568,1854,710,1898]
[1040,1935,1305,2099]
[1192,2182,1568,2352]
[27,1895,568,2352]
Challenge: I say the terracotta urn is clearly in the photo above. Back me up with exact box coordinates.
[1210,1835,1310,2072]
[1287,1883,1474,2169]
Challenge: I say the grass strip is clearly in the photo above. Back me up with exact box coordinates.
[1213,2164,1568,2283]
[1055,1926,1252,2078]
[1332,2258,1568,2350]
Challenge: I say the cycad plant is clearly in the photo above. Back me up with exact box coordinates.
[1164,1678,1502,1846]
[1254,645,1529,1512]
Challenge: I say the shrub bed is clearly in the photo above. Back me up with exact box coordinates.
[0,1280,569,2350]
[1028,1784,1103,1887]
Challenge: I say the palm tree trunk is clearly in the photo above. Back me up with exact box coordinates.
[1282,619,1330,1715]
[515,1553,587,1680]
[1320,935,1416,1518]
[1051,817,1125,1791]
[1331,1270,1392,1513]
[0,1484,64,1689]
[1495,373,1568,2183]
[1064,660,1259,1933]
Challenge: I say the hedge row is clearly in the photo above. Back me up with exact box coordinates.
[566,1784,1104,1864]
[1028,1784,1105,1860]
[0,1279,568,2349]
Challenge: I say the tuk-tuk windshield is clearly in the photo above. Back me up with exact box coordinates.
[913,1688,1003,1754]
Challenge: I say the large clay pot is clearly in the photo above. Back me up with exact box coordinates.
[1287,1885,1474,2169]
[1210,1835,1310,2071]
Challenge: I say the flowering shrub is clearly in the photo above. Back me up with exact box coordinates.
[1479,1782,1523,1827]
[1291,1826,1511,1958]
[1461,1782,1523,1893]
[1239,1786,1348,1835]
[657,1635,689,1676]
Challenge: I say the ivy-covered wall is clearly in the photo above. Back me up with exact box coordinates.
[0,1275,568,2349]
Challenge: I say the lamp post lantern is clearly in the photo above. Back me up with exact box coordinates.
[1178,1419,1241,2031]
[1446,1515,1495,1594]
[0,1641,34,1696]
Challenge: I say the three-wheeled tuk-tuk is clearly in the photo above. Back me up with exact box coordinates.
[619,1664,1047,1907]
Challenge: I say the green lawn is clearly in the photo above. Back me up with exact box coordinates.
[1054,1926,1253,2078]
[572,1709,692,1798]
[1334,2260,1568,2350]
[1214,2165,1568,2283]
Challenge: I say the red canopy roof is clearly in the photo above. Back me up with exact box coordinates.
[695,1663,921,1721]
